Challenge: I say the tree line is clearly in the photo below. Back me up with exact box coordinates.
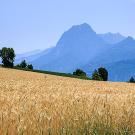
[73,68,135,83]
[0,47,33,70]
[73,68,108,81]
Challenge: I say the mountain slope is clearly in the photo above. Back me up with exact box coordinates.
[16,50,41,58]
[21,23,135,82]
[32,23,108,72]
[15,48,53,64]
[83,37,135,81]
[107,59,135,81]
[91,37,135,65]
[98,33,125,44]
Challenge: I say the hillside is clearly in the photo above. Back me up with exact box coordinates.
[1,68,135,134]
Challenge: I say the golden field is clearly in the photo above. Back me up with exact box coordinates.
[1,68,135,135]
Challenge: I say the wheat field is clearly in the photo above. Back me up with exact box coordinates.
[1,68,135,134]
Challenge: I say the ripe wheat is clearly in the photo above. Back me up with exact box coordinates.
[0,68,135,134]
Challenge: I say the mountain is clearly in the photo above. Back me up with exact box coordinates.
[98,32,126,44]
[12,23,135,82]
[15,48,53,64]
[83,37,135,81]
[107,60,135,82]
[15,50,42,64]
[92,37,135,64]
[0,50,42,65]
[16,50,42,58]
[32,23,108,72]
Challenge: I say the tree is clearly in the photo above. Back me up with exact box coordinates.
[27,64,33,70]
[20,60,27,68]
[16,64,21,68]
[129,77,135,83]
[73,69,86,77]
[16,60,33,70]
[92,70,103,81]
[0,47,15,67]
[98,67,108,81]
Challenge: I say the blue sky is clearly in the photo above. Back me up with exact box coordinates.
[0,0,135,53]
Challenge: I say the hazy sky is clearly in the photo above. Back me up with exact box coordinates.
[0,0,135,53]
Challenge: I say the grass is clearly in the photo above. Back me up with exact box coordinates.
[1,68,135,134]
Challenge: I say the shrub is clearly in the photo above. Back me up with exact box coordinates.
[27,64,33,70]
[129,77,135,83]
[92,70,103,81]
[98,67,108,81]
[16,60,33,70]
[73,69,87,77]
[20,60,27,68]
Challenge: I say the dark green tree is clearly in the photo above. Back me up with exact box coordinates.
[73,69,86,77]
[0,47,15,67]
[16,60,33,70]
[27,64,33,70]
[92,70,103,81]
[20,60,27,68]
[16,64,21,68]
[129,77,135,83]
[98,67,108,81]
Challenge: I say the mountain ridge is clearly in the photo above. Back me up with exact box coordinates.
[32,23,108,72]
[98,32,126,44]
[15,23,135,81]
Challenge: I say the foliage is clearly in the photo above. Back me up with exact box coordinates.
[0,47,15,67]
[92,70,103,81]
[27,64,33,70]
[16,60,33,70]
[20,60,27,68]
[98,67,108,81]
[73,69,87,77]
[92,67,108,81]
[129,77,135,83]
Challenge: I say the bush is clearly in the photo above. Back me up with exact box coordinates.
[98,67,108,81]
[92,67,108,81]
[16,60,33,70]
[92,70,103,81]
[27,64,33,70]
[129,77,135,83]
[73,69,87,77]
[20,60,27,68]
